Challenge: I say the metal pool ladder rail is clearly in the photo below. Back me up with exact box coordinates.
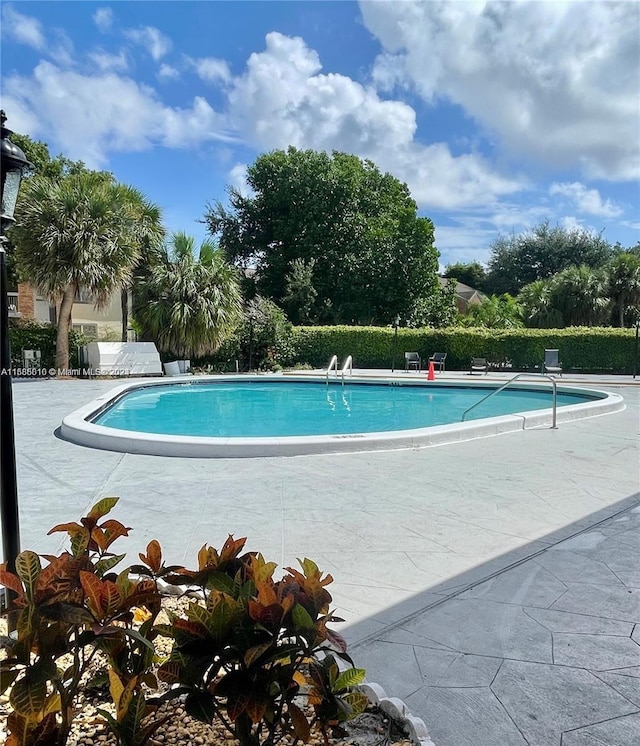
[326,355,338,382]
[461,373,558,428]
[341,355,353,385]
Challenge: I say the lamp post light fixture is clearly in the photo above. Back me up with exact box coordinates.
[1,111,31,593]
[391,315,400,372]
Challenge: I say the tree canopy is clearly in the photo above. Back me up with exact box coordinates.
[204,148,439,325]
[443,261,487,292]
[10,132,88,180]
[485,221,613,295]
[12,171,163,369]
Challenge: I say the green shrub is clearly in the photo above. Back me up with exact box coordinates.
[8,320,86,370]
[156,542,366,746]
[290,325,637,373]
[194,297,297,372]
[0,498,167,746]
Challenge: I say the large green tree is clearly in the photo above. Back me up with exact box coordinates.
[11,171,163,370]
[485,221,613,295]
[443,261,487,292]
[10,132,87,180]
[133,232,242,358]
[205,148,439,325]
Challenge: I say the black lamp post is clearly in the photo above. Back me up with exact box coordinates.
[391,315,400,372]
[1,111,30,590]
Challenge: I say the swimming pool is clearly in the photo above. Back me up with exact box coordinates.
[60,375,624,457]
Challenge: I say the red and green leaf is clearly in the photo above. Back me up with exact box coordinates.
[79,570,106,618]
[86,496,119,520]
[0,568,25,597]
[139,540,162,573]
[288,701,311,743]
[15,551,41,600]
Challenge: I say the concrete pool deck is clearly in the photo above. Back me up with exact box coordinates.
[6,372,640,745]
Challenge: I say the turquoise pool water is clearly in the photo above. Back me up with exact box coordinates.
[92,380,598,438]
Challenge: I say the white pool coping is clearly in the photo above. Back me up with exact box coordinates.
[59,374,625,458]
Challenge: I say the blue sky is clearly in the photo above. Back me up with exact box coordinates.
[2,0,639,270]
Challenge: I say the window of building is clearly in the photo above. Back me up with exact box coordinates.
[72,323,98,340]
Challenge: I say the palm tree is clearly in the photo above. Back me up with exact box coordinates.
[133,232,243,359]
[461,294,523,328]
[517,279,563,328]
[606,252,640,327]
[550,265,610,326]
[11,171,163,370]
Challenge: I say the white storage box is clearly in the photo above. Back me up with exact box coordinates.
[85,342,163,377]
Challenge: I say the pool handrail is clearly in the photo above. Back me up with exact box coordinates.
[461,373,558,429]
[341,355,353,385]
[326,354,338,383]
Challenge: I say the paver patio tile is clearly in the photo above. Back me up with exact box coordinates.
[534,548,625,586]
[550,584,640,623]
[354,641,457,699]
[401,598,553,662]
[458,561,567,607]
[556,531,608,552]
[611,531,640,550]
[405,685,528,746]
[552,632,640,670]
[375,627,459,652]
[523,607,634,635]
[594,672,640,707]
[435,653,503,687]
[491,659,637,746]
[605,666,640,678]
[576,539,640,577]
[561,713,640,746]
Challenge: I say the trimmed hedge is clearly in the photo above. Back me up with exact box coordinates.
[291,326,638,374]
[8,320,85,369]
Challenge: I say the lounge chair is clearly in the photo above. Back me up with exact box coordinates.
[429,352,447,372]
[470,357,488,375]
[543,349,563,377]
[404,352,421,371]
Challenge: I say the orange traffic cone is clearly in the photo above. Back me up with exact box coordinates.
[427,360,435,381]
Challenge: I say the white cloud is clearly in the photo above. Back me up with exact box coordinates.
[89,49,128,73]
[2,61,231,168]
[360,0,640,181]
[370,51,406,93]
[158,63,180,81]
[228,163,253,197]
[93,8,113,33]
[549,182,623,218]
[559,216,584,232]
[1,6,73,66]
[227,32,522,209]
[191,57,231,84]
[2,5,46,50]
[621,221,640,231]
[124,26,172,61]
